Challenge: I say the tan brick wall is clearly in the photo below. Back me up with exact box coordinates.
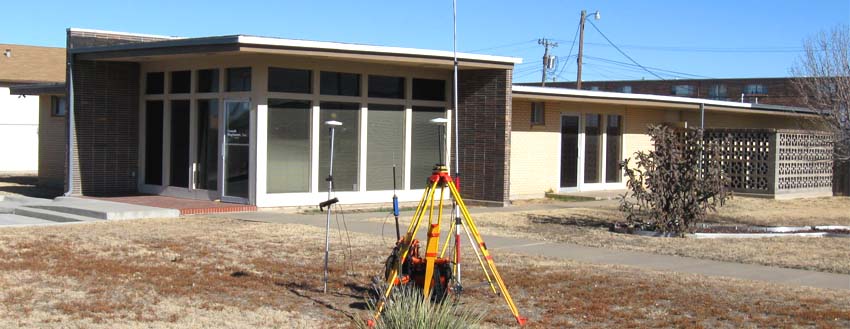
[509,98,817,199]
[38,95,66,186]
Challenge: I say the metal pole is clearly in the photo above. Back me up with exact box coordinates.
[576,10,586,90]
[699,103,705,174]
[452,0,463,289]
[323,125,336,294]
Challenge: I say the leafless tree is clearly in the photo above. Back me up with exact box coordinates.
[791,25,850,161]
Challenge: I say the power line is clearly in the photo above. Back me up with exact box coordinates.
[587,20,664,80]
[583,42,805,53]
[584,56,713,79]
[554,21,582,82]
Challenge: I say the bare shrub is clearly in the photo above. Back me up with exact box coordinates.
[619,125,731,236]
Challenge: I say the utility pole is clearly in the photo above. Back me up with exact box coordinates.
[538,38,558,86]
[576,10,600,90]
[576,10,587,90]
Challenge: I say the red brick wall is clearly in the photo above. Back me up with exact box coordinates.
[457,69,512,206]
[528,78,805,107]
[65,30,169,195]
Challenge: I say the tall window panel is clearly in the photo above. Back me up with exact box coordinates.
[196,100,218,190]
[366,104,405,191]
[144,101,163,185]
[170,100,191,188]
[411,106,445,189]
[267,99,312,193]
[319,102,360,192]
[605,115,623,183]
[584,113,602,184]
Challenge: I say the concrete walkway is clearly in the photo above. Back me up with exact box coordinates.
[210,203,850,291]
[0,195,180,227]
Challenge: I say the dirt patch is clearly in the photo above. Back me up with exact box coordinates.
[0,217,848,328]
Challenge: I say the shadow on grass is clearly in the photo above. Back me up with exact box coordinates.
[0,175,63,199]
[528,214,616,228]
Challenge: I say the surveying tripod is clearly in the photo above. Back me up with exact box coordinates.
[370,164,527,326]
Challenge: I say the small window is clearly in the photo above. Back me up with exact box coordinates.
[530,102,545,125]
[269,67,312,94]
[589,86,600,91]
[320,71,361,96]
[672,85,694,96]
[51,96,67,117]
[412,78,446,101]
[617,86,632,93]
[744,84,767,95]
[197,69,219,93]
[708,84,727,100]
[170,71,191,94]
[226,67,252,92]
[368,75,405,99]
[145,72,164,94]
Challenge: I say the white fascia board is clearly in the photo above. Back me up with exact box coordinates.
[237,35,522,65]
[511,85,814,114]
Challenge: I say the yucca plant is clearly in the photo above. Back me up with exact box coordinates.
[357,287,486,329]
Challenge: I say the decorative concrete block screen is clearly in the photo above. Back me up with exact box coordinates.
[703,129,833,198]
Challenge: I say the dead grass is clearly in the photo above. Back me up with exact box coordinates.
[464,198,850,274]
[0,217,848,328]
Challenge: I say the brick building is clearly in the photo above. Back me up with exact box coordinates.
[519,77,806,107]
[14,28,827,207]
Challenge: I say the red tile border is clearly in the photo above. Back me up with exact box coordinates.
[84,195,258,216]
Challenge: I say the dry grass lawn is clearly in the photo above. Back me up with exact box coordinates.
[0,217,848,328]
[465,197,850,274]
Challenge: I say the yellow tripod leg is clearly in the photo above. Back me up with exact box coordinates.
[448,181,527,326]
[422,184,446,300]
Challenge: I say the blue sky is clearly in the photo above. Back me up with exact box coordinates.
[2,0,848,82]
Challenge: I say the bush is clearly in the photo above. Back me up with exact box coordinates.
[358,287,486,329]
[619,125,731,236]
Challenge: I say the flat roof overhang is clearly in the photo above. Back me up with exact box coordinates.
[70,35,522,70]
[511,85,817,117]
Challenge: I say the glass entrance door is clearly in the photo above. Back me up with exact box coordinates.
[222,100,251,201]
[560,115,580,189]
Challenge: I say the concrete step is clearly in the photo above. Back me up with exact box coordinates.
[50,197,180,220]
[13,206,101,223]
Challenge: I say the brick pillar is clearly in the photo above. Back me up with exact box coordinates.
[456,69,512,206]
[65,30,169,196]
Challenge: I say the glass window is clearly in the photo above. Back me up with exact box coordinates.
[321,71,360,96]
[617,86,632,93]
[269,67,312,94]
[672,85,694,96]
[708,84,727,100]
[368,75,405,99]
[146,72,164,94]
[605,115,622,183]
[170,70,191,94]
[412,78,446,101]
[319,102,360,192]
[144,101,163,185]
[584,114,602,183]
[367,104,405,191]
[197,69,219,93]
[51,96,67,116]
[226,67,252,92]
[744,84,767,95]
[411,106,446,188]
[267,99,312,193]
[589,86,600,91]
[531,102,545,125]
[196,99,218,190]
[170,100,191,188]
